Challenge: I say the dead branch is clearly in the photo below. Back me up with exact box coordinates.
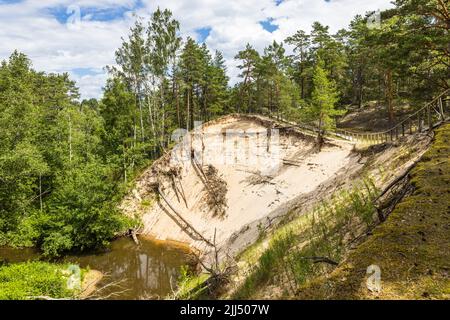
[244,172,275,186]
[191,154,228,217]
[374,163,416,203]
[300,256,339,266]
[372,141,431,222]
[88,288,131,300]
[131,229,140,245]
[27,296,71,300]
[85,277,130,300]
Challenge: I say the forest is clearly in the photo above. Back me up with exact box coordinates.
[0,0,448,267]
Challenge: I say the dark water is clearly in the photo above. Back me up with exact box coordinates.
[0,237,194,299]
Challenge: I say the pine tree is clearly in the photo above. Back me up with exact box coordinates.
[308,58,344,145]
[209,50,229,117]
[179,37,203,130]
[285,30,311,99]
[234,44,260,112]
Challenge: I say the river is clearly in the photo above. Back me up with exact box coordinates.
[0,237,195,299]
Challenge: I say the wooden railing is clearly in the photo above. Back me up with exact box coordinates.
[332,89,450,145]
[267,89,449,145]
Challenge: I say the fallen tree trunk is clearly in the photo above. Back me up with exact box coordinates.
[157,186,214,247]
[300,256,339,266]
[130,229,140,245]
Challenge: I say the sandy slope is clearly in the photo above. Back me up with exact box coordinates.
[121,115,354,258]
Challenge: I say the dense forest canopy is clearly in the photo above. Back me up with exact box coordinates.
[0,0,448,257]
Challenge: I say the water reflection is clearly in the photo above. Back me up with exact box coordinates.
[65,237,193,299]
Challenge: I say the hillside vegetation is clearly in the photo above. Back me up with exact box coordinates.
[215,124,448,300]
[296,124,450,299]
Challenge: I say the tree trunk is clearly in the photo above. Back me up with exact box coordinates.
[68,113,72,163]
[174,78,181,128]
[190,89,194,130]
[300,58,305,99]
[39,173,43,211]
[123,146,127,184]
[160,75,165,150]
[317,113,324,150]
[186,89,190,131]
[145,85,157,156]
[357,65,363,108]
[385,69,395,124]
[136,90,145,142]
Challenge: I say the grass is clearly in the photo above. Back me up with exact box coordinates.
[296,124,450,299]
[171,265,211,300]
[0,261,83,300]
[140,198,154,208]
[231,178,379,299]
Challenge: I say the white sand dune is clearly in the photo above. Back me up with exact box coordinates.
[121,115,354,258]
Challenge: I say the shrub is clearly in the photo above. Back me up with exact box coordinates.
[0,262,75,300]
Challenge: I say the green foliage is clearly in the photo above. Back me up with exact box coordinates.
[233,41,302,117]
[173,265,210,300]
[304,58,344,137]
[0,52,129,257]
[0,262,76,300]
[35,161,127,256]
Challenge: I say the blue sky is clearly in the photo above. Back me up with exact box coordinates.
[260,18,279,33]
[49,5,132,23]
[196,27,212,43]
[0,0,394,99]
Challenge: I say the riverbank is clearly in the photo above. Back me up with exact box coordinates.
[0,236,195,300]
[0,261,86,300]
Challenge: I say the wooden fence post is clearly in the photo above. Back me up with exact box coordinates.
[428,105,432,131]
[418,112,422,132]
[438,97,445,121]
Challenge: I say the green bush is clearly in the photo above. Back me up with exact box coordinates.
[1,161,132,257]
[0,262,75,300]
[34,161,129,257]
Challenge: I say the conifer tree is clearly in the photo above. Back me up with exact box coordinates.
[308,58,344,145]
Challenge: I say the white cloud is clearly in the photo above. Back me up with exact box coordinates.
[0,0,394,99]
[69,70,108,99]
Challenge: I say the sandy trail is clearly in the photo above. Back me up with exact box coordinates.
[121,115,353,257]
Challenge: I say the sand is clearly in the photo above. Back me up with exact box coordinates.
[120,115,354,259]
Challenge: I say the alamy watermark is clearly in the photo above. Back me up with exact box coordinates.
[170,121,281,175]
[66,5,81,30]
[65,264,82,291]
[366,264,382,293]
[367,10,381,29]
